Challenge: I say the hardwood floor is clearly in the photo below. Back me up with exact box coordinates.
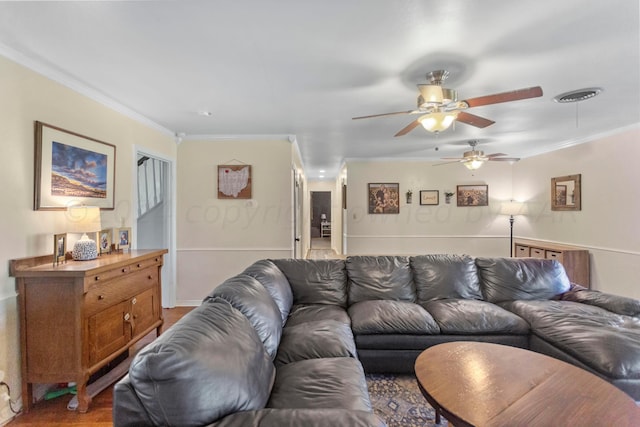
[8,307,194,427]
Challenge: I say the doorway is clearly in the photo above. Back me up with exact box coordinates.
[310,191,331,248]
[135,150,176,307]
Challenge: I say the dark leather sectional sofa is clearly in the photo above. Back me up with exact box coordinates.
[113,255,640,426]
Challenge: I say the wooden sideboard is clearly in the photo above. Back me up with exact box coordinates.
[10,249,167,413]
[513,239,590,288]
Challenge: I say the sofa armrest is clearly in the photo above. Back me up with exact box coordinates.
[561,285,640,316]
[112,374,153,427]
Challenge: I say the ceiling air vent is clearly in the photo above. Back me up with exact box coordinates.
[553,87,603,103]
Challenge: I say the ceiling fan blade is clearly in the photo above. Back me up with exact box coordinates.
[352,110,415,120]
[439,157,466,160]
[462,86,543,108]
[486,152,508,158]
[394,119,422,137]
[455,111,495,128]
[433,160,463,166]
[489,157,521,162]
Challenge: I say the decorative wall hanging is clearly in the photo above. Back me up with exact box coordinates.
[551,174,581,211]
[419,190,439,205]
[34,121,116,210]
[368,183,400,214]
[457,185,489,206]
[218,165,252,199]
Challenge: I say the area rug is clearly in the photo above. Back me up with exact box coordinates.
[366,374,448,427]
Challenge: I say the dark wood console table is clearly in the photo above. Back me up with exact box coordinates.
[10,249,167,413]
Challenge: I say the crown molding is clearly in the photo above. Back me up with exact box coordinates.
[0,43,174,137]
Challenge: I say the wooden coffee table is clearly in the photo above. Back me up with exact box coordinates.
[415,341,640,426]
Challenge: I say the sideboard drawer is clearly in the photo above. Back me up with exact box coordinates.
[530,247,545,258]
[514,245,530,257]
[546,250,563,262]
[84,267,158,316]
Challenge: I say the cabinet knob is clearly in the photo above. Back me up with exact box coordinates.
[132,297,137,305]
[98,295,105,300]
[137,263,142,268]
[148,275,153,280]
[122,268,127,273]
[94,276,100,281]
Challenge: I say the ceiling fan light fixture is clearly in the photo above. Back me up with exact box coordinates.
[464,159,484,170]
[418,111,458,132]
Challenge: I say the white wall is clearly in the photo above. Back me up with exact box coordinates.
[345,159,518,257]
[513,126,640,297]
[0,54,176,422]
[176,138,297,304]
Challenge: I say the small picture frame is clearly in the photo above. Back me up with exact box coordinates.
[419,190,439,206]
[99,229,113,254]
[368,183,400,214]
[116,227,131,251]
[53,233,67,266]
[457,185,489,207]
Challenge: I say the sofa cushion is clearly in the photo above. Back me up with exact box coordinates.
[286,304,351,327]
[422,299,530,334]
[272,259,347,307]
[128,298,275,427]
[267,357,372,411]
[501,300,640,379]
[476,257,571,303]
[275,320,357,366]
[561,287,640,317]
[242,259,294,325]
[349,300,440,334]
[206,274,282,360]
[211,409,385,427]
[411,254,482,302]
[347,256,416,304]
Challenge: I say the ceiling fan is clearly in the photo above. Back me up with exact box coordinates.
[434,140,520,170]
[352,70,543,136]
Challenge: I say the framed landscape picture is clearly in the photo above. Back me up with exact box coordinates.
[34,121,116,210]
[368,183,400,214]
[419,190,439,205]
[457,185,489,206]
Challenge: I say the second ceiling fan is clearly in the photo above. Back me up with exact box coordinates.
[352,70,543,136]
[435,140,520,170]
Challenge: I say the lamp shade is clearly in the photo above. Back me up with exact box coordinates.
[500,201,524,216]
[67,206,101,260]
[419,111,458,132]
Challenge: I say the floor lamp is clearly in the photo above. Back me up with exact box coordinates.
[501,201,523,257]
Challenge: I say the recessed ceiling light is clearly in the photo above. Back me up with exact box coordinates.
[319,175,325,179]
[197,111,213,117]
[553,88,603,103]
[319,170,326,173]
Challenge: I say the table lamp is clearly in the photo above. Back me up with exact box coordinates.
[67,206,101,260]
[320,213,327,222]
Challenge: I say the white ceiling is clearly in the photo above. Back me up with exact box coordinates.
[1,1,638,179]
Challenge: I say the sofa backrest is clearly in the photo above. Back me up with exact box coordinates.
[206,274,283,360]
[271,259,348,307]
[346,256,416,305]
[127,298,275,426]
[410,254,482,302]
[476,257,571,303]
[242,259,293,325]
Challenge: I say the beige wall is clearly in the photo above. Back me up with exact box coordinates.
[513,127,640,297]
[176,138,297,304]
[0,55,176,421]
[345,159,517,256]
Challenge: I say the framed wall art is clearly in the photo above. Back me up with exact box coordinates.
[419,190,439,205]
[34,121,116,211]
[457,185,489,207]
[368,183,400,214]
[218,165,252,199]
